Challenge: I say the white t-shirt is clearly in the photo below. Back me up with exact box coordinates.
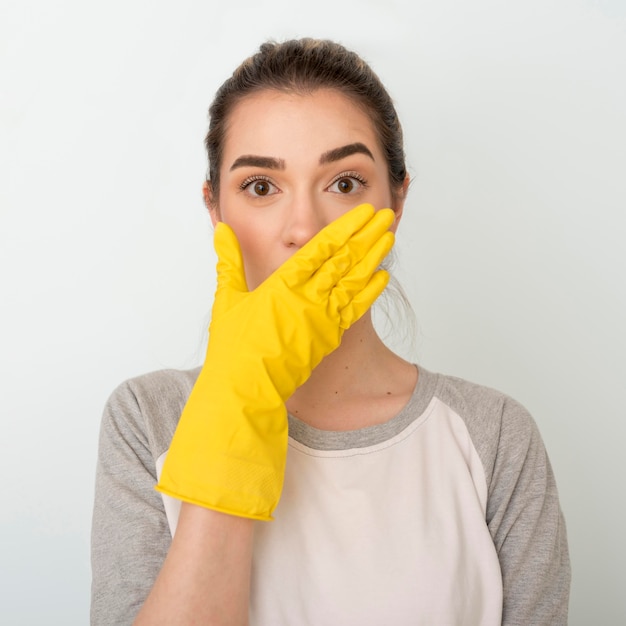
[92,366,570,625]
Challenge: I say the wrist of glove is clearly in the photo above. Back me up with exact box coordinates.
[156,203,395,520]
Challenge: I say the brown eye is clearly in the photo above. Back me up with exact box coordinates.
[327,174,366,195]
[254,181,270,196]
[336,178,354,193]
[241,177,278,197]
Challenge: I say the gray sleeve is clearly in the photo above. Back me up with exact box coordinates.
[90,380,172,625]
[438,375,570,625]
[487,397,570,625]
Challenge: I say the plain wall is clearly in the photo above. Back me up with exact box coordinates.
[1,0,624,623]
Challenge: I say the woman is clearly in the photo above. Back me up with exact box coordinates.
[91,39,570,625]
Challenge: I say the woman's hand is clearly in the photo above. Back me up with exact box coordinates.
[156,203,395,520]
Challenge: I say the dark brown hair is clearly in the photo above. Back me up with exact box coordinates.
[205,38,407,199]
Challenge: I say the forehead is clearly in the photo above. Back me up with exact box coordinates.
[222,88,382,160]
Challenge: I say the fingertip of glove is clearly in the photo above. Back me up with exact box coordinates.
[214,221,234,241]
[375,208,396,230]
[375,267,391,289]
[368,230,395,265]
[352,202,376,217]
[366,268,391,302]
[381,229,395,252]
[214,221,240,255]
[341,203,375,229]
[339,268,390,329]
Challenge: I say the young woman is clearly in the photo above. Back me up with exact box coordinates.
[91,39,570,625]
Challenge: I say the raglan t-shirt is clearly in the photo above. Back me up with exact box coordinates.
[90,366,570,625]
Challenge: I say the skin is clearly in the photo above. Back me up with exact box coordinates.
[134,505,254,626]
[135,88,417,625]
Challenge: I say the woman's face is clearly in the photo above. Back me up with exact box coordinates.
[205,88,406,290]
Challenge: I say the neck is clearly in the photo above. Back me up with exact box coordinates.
[304,312,386,388]
[286,312,417,430]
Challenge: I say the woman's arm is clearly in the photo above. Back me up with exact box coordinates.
[92,376,255,625]
[91,379,175,625]
[488,397,571,625]
[133,504,254,626]
[92,373,254,625]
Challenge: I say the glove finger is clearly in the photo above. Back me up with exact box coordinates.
[318,208,395,284]
[304,208,395,297]
[211,223,248,320]
[214,222,248,294]
[342,207,395,263]
[338,269,390,329]
[332,230,395,303]
[279,203,376,288]
[328,230,393,316]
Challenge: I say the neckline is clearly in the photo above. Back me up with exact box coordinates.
[287,366,439,451]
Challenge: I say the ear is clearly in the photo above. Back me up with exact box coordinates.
[203,180,220,226]
[389,175,410,233]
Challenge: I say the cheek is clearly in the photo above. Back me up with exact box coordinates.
[227,212,271,254]
[222,213,278,287]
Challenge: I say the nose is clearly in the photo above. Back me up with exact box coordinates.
[281,193,327,249]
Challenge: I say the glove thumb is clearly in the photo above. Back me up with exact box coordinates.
[213,222,248,301]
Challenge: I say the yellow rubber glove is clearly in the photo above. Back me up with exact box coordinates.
[156,203,395,520]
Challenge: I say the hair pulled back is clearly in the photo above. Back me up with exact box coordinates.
[205,38,407,198]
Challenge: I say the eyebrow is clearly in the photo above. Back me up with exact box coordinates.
[230,155,286,171]
[228,142,375,172]
[319,142,375,165]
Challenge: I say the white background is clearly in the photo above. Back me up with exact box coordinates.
[1,0,625,623]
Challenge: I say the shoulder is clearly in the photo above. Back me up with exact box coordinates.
[433,371,533,426]
[101,367,201,460]
[426,369,543,492]
[429,370,538,439]
[110,366,201,404]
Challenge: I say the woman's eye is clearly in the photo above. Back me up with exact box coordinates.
[328,175,365,194]
[241,178,278,197]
